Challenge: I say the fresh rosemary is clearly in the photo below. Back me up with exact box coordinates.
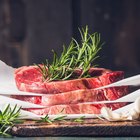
[73,116,85,123]
[37,108,67,123]
[36,26,103,81]
[38,114,67,124]
[39,114,86,124]
[0,104,21,137]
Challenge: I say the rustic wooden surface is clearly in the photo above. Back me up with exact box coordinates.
[11,119,140,137]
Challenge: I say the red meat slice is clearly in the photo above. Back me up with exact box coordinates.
[14,66,110,94]
[27,104,103,115]
[99,71,128,100]
[26,102,126,115]
[14,66,129,115]
[13,89,106,106]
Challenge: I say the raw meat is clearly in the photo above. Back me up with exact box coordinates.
[27,102,126,115]
[13,89,107,106]
[14,66,110,94]
[13,66,128,115]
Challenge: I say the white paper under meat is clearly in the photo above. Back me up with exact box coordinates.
[0,60,43,96]
[0,60,139,120]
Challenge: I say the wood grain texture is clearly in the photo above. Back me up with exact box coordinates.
[11,119,140,137]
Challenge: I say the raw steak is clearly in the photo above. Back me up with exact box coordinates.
[14,66,110,94]
[27,104,103,115]
[27,102,126,115]
[14,66,128,115]
[13,89,107,106]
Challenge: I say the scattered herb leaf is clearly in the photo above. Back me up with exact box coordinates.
[73,116,85,123]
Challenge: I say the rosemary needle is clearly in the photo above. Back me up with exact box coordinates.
[36,26,103,81]
[73,116,85,123]
[0,104,21,137]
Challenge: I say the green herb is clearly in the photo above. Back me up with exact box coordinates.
[73,116,85,123]
[36,26,103,81]
[38,114,87,124]
[53,115,67,121]
[38,114,67,124]
[38,114,53,124]
[37,108,67,123]
[0,104,21,137]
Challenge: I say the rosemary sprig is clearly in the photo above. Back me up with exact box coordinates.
[39,114,87,124]
[38,108,67,123]
[0,104,21,137]
[73,116,85,123]
[36,26,103,81]
[38,114,53,124]
[38,114,67,124]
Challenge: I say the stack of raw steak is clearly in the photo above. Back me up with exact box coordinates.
[13,66,128,115]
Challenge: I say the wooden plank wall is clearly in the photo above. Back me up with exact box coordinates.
[0,0,140,75]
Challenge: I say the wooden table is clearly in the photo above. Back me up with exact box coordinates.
[11,119,140,137]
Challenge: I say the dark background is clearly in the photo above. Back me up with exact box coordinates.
[0,0,140,76]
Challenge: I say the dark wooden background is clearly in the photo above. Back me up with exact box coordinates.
[0,0,140,76]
